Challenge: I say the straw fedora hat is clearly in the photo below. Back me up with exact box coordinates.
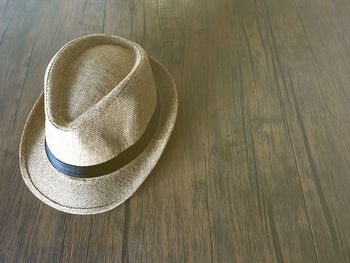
[19,34,178,214]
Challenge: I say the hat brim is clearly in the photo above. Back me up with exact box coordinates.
[19,57,178,215]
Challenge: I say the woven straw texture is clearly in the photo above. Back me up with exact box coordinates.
[45,35,158,166]
[19,35,178,214]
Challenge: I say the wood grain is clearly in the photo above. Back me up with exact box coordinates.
[0,0,350,262]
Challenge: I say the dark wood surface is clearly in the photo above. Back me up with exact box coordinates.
[1,0,350,262]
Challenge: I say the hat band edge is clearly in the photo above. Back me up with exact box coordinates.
[44,93,160,179]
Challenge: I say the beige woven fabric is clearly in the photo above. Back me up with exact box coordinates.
[19,34,178,214]
[45,35,157,165]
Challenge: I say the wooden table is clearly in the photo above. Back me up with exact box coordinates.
[1,0,350,262]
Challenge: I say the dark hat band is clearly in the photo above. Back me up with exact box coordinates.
[45,92,160,178]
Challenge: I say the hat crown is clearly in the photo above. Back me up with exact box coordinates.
[44,35,157,166]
